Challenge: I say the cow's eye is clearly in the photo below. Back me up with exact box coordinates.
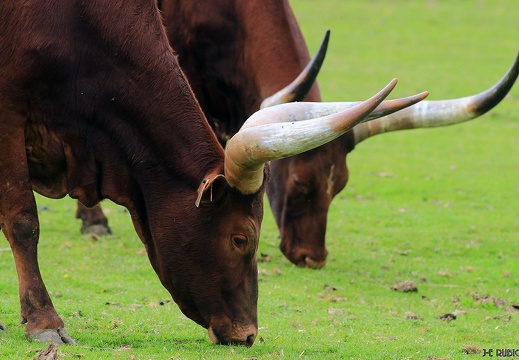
[292,178,309,194]
[232,235,248,248]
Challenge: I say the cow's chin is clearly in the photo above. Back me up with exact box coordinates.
[207,319,257,347]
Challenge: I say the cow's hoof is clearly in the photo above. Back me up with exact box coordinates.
[0,321,7,331]
[81,224,112,236]
[27,328,76,345]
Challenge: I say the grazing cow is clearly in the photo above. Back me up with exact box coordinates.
[77,0,519,270]
[0,0,425,346]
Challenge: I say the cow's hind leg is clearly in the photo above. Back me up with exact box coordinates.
[0,124,75,345]
[76,201,112,236]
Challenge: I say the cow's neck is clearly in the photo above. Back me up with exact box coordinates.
[81,15,223,201]
[26,1,225,252]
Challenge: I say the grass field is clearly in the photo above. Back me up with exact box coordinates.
[1,1,518,359]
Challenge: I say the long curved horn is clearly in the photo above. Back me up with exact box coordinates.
[260,30,330,109]
[257,91,429,128]
[353,50,519,144]
[225,79,428,194]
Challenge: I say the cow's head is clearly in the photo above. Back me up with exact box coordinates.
[141,79,426,346]
[151,171,264,347]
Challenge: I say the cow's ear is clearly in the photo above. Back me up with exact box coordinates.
[195,174,228,207]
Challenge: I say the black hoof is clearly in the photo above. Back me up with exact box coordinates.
[27,328,76,345]
[81,224,112,236]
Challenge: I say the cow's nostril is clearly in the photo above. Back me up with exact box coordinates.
[245,333,256,347]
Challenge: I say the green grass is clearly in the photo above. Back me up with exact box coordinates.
[1,1,518,359]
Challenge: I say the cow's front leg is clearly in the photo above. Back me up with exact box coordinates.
[1,185,75,345]
[0,124,75,345]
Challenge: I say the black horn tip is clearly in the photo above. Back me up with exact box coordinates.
[323,29,331,43]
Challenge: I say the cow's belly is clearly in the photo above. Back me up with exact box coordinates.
[25,119,69,199]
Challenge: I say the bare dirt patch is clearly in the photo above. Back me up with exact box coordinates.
[391,280,418,292]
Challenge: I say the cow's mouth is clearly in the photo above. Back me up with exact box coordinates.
[208,322,257,347]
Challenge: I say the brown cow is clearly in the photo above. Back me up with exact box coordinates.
[0,0,425,346]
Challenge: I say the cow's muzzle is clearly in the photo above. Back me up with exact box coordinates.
[208,322,257,347]
[280,241,328,269]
